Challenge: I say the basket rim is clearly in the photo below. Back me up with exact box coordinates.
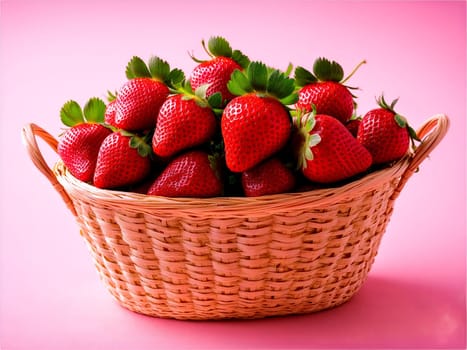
[53,153,412,215]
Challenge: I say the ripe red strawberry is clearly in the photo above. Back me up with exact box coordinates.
[222,94,291,172]
[113,56,183,131]
[57,98,112,183]
[345,117,361,137]
[357,95,419,165]
[294,111,372,184]
[147,150,222,197]
[104,91,117,126]
[190,36,250,105]
[222,61,297,172]
[241,158,296,197]
[93,131,152,189]
[294,58,365,123]
[152,86,217,158]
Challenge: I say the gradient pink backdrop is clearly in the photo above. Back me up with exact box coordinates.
[1,0,465,349]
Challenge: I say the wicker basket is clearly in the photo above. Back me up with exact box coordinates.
[22,114,449,320]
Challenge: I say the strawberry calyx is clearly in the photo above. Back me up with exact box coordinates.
[294,57,366,88]
[125,55,185,89]
[106,90,117,102]
[170,78,224,117]
[120,129,153,158]
[60,97,107,127]
[190,36,250,69]
[377,94,421,145]
[294,106,322,170]
[227,61,298,105]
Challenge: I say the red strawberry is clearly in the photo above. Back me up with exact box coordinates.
[57,98,112,182]
[345,117,361,137]
[93,131,152,189]
[241,158,296,197]
[294,58,366,123]
[104,91,117,126]
[113,56,183,131]
[222,94,292,172]
[114,78,168,131]
[147,150,222,197]
[294,111,372,184]
[357,95,419,165]
[152,87,217,158]
[190,36,249,105]
[222,61,297,172]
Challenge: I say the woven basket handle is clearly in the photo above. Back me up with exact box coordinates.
[21,123,77,216]
[391,114,450,201]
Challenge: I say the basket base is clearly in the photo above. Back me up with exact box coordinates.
[102,275,367,320]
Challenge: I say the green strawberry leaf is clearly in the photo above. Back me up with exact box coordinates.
[284,62,294,77]
[231,49,250,68]
[247,61,268,91]
[296,111,321,169]
[129,135,152,157]
[106,90,117,102]
[394,114,408,128]
[167,68,185,89]
[60,100,84,127]
[227,69,253,96]
[313,57,344,82]
[267,69,295,99]
[377,94,397,113]
[192,84,210,108]
[83,97,106,123]
[390,97,400,111]
[148,56,170,81]
[207,92,223,109]
[120,130,134,137]
[194,83,209,101]
[207,36,233,58]
[125,56,151,79]
[177,79,194,97]
[294,66,317,87]
[408,125,421,143]
[279,92,299,105]
[228,61,298,104]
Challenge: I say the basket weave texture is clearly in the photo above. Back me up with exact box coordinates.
[22,115,449,320]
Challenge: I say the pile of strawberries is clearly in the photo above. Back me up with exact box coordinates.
[58,36,419,197]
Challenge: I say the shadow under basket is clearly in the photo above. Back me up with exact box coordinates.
[22,114,449,320]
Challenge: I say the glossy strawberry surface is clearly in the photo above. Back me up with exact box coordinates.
[297,114,372,183]
[147,150,222,197]
[296,81,354,124]
[222,94,292,172]
[345,118,361,137]
[190,57,241,103]
[357,108,410,165]
[114,78,169,131]
[58,123,112,182]
[93,132,151,189]
[241,158,296,197]
[152,94,217,158]
[104,99,117,126]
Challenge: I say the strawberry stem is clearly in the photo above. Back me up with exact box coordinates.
[341,59,367,84]
[187,50,205,64]
[202,39,215,58]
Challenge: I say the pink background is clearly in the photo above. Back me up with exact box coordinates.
[1,0,465,349]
